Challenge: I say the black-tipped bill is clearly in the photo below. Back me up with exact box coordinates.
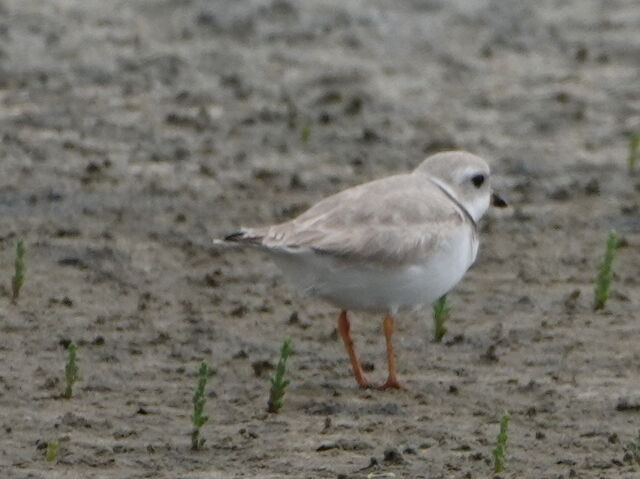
[491,192,508,208]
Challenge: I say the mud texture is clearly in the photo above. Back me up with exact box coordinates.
[1,1,640,478]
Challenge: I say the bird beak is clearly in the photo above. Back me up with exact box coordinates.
[491,192,508,208]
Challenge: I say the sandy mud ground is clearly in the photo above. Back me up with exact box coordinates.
[1,0,640,477]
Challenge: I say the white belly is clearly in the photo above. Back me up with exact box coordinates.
[270,227,478,314]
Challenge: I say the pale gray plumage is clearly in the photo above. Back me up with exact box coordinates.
[220,150,503,314]
[228,151,491,266]
[239,174,468,266]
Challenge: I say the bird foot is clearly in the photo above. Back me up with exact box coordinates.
[377,378,404,390]
[356,378,375,389]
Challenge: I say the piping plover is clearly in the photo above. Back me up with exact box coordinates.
[219,151,507,389]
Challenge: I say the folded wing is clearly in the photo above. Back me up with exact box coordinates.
[231,174,469,266]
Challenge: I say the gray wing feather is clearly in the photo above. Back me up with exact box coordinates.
[242,173,467,265]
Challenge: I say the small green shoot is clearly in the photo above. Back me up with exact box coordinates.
[492,413,510,474]
[63,343,79,399]
[624,430,640,465]
[11,240,25,302]
[267,338,293,413]
[191,361,209,451]
[432,295,450,343]
[594,229,618,311]
[301,124,311,144]
[628,132,639,174]
[46,441,59,462]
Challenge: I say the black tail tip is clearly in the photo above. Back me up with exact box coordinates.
[224,231,245,242]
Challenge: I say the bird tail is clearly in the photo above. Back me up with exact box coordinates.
[223,231,246,242]
[213,230,264,246]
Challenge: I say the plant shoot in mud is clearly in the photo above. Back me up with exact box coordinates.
[191,361,209,451]
[301,123,311,144]
[593,229,618,311]
[267,338,293,413]
[492,413,510,473]
[624,430,640,465]
[46,441,60,462]
[628,132,639,174]
[432,294,450,342]
[63,343,79,399]
[11,240,25,302]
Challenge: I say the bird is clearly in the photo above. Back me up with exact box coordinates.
[218,151,507,389]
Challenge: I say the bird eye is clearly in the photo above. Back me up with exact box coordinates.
[471,174,485,188]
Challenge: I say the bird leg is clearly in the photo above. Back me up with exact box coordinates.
[379,315,403,390]
[337,310,372,388]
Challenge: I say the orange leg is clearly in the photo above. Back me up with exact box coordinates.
[379,315,403,390]
[337,310,372,389]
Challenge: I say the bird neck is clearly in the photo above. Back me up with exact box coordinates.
[427,178,478,229]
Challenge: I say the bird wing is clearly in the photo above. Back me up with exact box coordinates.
[244,173,472,266]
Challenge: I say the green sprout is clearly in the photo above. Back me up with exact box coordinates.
[63,343,79,399]
[492,413,510,473]
[191,361,209,451]
[594,230,618,311]
[46,441,60,462]
[301,124,311,144]
[628,132,639,174]
[432,295,450,343]
[11,240,25,302]
[267,338,293,413]
[624,430,640,465]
